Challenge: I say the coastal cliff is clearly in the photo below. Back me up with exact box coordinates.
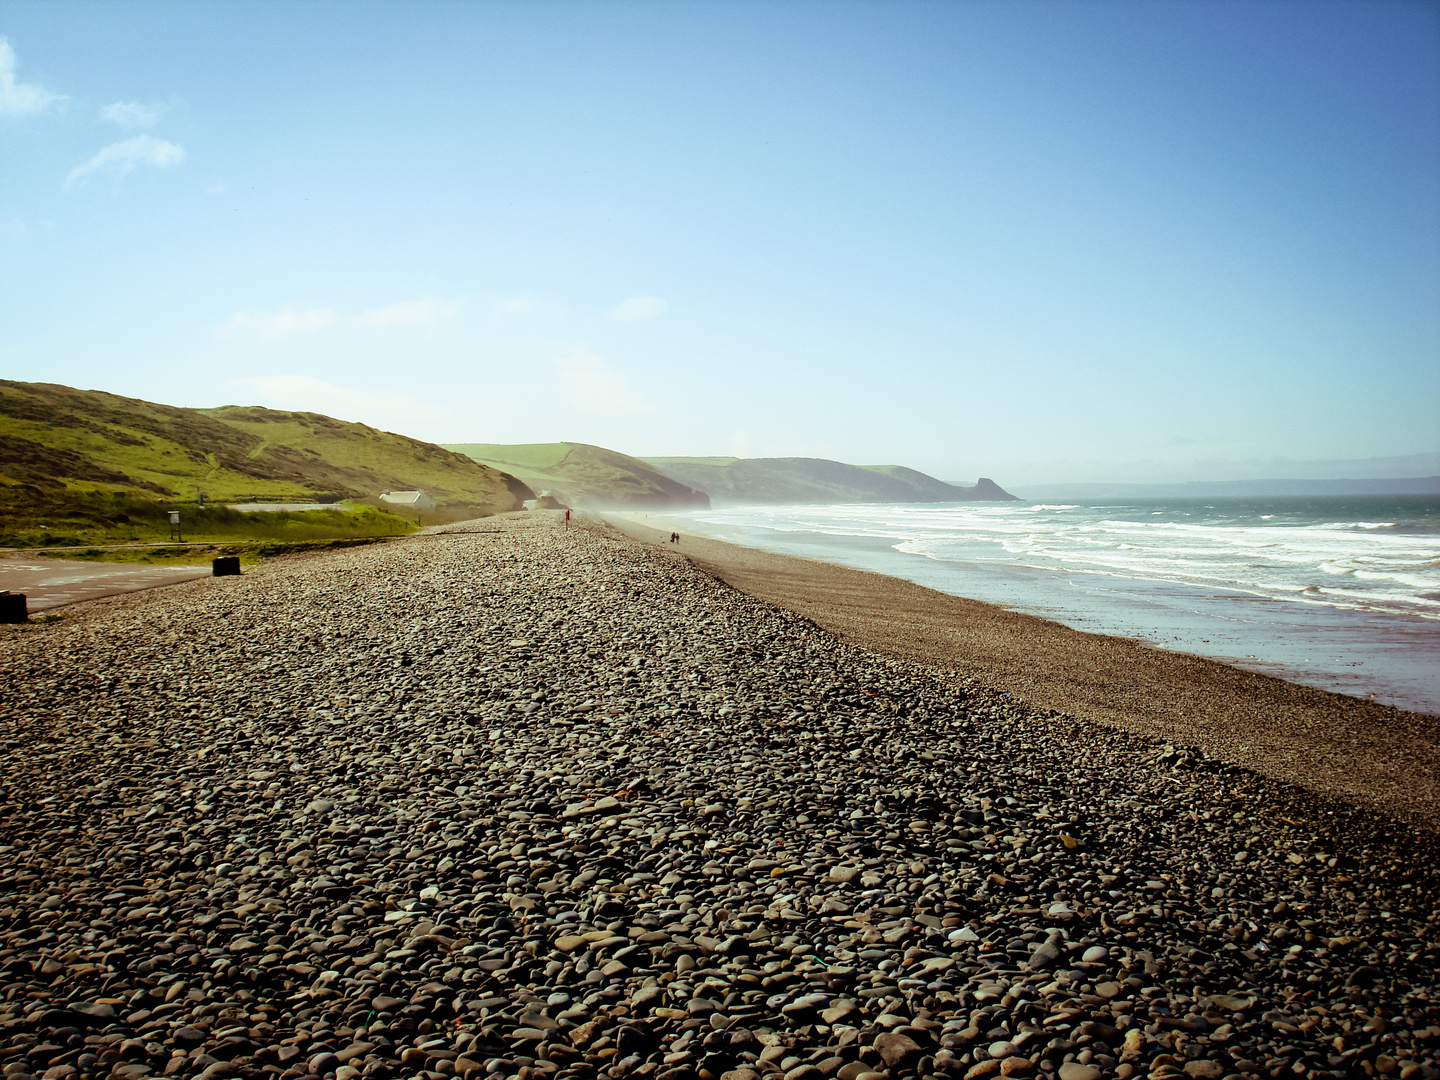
[645,456,1019,506]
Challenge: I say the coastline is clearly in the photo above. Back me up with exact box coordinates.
[606,505,1440,716]
[601,510,1440,830]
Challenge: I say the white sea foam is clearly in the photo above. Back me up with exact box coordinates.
[688,497,1440,620]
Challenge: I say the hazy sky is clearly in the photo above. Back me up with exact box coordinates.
[2,1,1438,485]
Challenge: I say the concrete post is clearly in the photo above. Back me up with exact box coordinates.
[0,592,28,624]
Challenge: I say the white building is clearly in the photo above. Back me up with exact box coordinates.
[379,490,436,510]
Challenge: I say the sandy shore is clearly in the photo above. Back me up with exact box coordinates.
[603,512,1440,830]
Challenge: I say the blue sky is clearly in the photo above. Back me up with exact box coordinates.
[2,1,1437,485]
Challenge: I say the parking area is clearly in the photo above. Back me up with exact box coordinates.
[0,556,211,612]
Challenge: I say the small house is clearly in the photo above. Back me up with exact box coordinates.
[379,489,436,510]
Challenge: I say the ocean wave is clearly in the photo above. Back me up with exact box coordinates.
[706,501,1436,621]
[694,503,1438,595]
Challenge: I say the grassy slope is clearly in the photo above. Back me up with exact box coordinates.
[447,442,575,470]
[644,457,901,504]
[0,381,534,543]
[0,381,530,506]
[869,465,1018,500]
[446,442,710,509]
[203,407,533,506]
[860,463,974,499]
[644,456,740,467]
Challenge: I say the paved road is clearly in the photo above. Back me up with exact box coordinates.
[226,502,336,511]
[0,557,210,613]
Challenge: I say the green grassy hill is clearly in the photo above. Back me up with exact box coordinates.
[446,442,709,509]
[0,381,533,543]
[643,456,1018,505]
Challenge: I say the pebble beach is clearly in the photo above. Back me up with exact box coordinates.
[1,512,1437,1080]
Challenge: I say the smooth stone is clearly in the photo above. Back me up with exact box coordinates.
[1207,994,1254,1012]
[873,1032,924,1069]
[1026,941,1062,971]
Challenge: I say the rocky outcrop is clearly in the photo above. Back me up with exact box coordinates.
[960,477,1020,501]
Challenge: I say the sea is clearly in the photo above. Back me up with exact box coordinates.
[668,496,1440,715]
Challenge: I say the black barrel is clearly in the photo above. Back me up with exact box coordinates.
[0,592,27,624]
[212,557,241,577]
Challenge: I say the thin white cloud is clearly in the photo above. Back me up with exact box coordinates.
[98,100,167,127]
[230,375,439,424]
[0,39,66,116]
[494,295,546,316]
[356,301,442,327]
[556,352,648,416]
[607,295,667,322]
[219,307,336,340]
[65,135,185,188]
